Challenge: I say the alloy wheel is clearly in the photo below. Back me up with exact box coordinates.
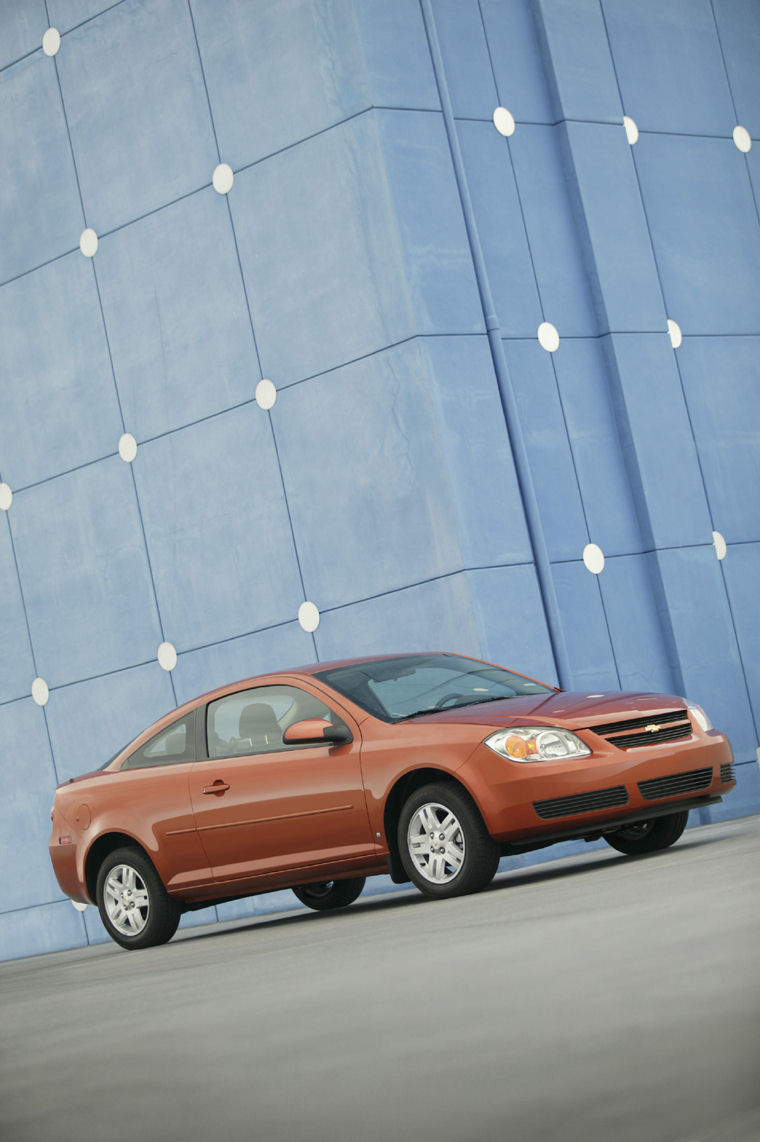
[407,801,466,885]
[103,863,151,937]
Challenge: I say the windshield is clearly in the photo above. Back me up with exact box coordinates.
[316,654,554,722]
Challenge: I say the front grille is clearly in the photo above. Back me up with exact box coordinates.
[590,709,692,749]
[637,767,712,801]
[720,763,735,784]
[533,785,629,820]
[607,723,692,749]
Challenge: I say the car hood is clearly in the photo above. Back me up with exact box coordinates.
[405,690,687,730]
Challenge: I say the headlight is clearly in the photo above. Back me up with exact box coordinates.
[484,726,591,762]
[688,704,713,733]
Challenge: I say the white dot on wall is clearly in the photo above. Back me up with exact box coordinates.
[79,228,98,257]
[667,319,682,349]
[32,677,50,706]
[213,163,234,194]
[733,125,752,153]
[0,483,12,511]
[255,379,277,410]
[537,322,560,352]
[71,899,88,912]
[712,531,727,560]
[583,543,605,574]
[493,107,515,137]
[118,433,138,462]
[298,602,320,633]
[157,642,177,671]
[623,116,639,145]
[42,28,61,56]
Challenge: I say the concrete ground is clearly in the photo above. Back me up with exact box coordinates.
[2,816,758,1142]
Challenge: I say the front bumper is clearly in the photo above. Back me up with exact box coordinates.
[464,731,735,844]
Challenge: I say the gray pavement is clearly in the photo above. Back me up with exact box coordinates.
[2,815,759,1142]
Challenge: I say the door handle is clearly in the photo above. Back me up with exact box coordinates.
[202,780,230,796]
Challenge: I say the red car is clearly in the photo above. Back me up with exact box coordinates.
[49,652,735,949]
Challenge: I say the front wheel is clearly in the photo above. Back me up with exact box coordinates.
[603,810,689,855]
[292,878,366,911]
[398,782,499,899]
[96,847,181,950]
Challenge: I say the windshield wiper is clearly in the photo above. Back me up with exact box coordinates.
[398,694,515,720]
[396,706,442,720]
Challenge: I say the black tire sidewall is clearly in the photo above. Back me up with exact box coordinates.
[96,847,181,950]
[604,810,689,856]
[397,782,499,899]
[292,877,366,911]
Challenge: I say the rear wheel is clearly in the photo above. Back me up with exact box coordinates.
[292,878,366,911]
[603,810,689,855]
[398,782,499,898]
[96,847,181,950]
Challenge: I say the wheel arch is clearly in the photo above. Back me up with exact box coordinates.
[382,767,483,884]
[85,832,156,903]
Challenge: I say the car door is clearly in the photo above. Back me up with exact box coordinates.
[188,682,376,884]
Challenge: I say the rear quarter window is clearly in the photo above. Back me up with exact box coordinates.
[121,712,196,770]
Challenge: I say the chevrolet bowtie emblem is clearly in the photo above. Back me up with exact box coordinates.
[645,723,661,733]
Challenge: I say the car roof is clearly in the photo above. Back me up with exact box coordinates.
[155,652,465,726]
[192,651,452,702]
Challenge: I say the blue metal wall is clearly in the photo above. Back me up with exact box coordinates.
[1,0,758,960]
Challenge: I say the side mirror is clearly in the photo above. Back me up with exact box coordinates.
[283,719,352,745]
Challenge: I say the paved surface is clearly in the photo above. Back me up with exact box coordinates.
[2,816,759,1142]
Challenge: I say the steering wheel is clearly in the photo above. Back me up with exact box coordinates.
[434,693,464,709]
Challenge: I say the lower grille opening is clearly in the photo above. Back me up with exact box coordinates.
[720,763,735,784]
[637,768,712,801]
[533,786,629,820]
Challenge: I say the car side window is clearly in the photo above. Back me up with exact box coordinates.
[121,713,196,770]
[205,685,347,760]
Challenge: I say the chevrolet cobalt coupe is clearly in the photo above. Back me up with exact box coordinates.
[49,653,735,949]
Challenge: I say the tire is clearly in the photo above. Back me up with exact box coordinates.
[96,847,181,950]
[397,782,499,899]
[603,809,689,856]
[292,878,366,911]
